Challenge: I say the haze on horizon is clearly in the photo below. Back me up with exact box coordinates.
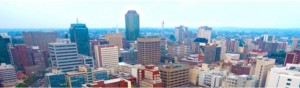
[0,0,300,29]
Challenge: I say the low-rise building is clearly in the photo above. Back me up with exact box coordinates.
[0,63,17,87]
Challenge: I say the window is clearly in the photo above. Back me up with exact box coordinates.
[287,78,291,81]
[286,83,290,85]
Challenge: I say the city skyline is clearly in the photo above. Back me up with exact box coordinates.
[1,0,300,29]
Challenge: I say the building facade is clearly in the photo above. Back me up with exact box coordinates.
[125,10,140,41]
[94,45,119,69]
[159,64,189,87]
[105,33,123,49]
[69,23,90,56]
[197,26,212,43]
[254,58,275,87]
[22,31,57,51]
[0,63,17,87]
[137,37,161,65]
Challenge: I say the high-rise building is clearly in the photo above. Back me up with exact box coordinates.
[0,63,17,87]
[159,64,189,87]
[125,10,140,41]
[223,74,258,88]
[89,39,109,57]
[119,49,138,65]
[94,45,119,69]
[22,31,57,51]
[265,64,300,87]
[200,44,221,64]
[175,25,188,43]
[197,26,212,43]
[226,39,240,52]
[105,33,123,49]
[212,38,227,60]
[262,42,278,55]
[262,34,275,42]
[11,44,35,69]
[137,37,161,65]
[0,35,10,64]
[49,39,83,72]
[69,22,90,56]
[254,58,275,87]
[284,49,300,66]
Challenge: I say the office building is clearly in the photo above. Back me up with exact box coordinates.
[0,33,13,64]
[0,63,17,87]
[49,39,83,72]
[223,74,258,88]
[175,25,188,43]
[89,39,109,57]
[125,10,140,41]
[230,64,255,75]
[94,45,119,69]
[262,34,275,42]
[0,35,11,64]
[11,44,35,69]
[198,70,227,87]
[69,22,90,56]
[159,64,189,87]
[66,72,86,87]
[200,44,221,64]
[284,49,300,66]
[138,65,162,87]
[46,70,67,87]
[262,42,278,55]
[22,31,57,51]
[197,26,212,43]
[105,33,123,49]
[226,39,240,52]
[119,49,138,65]
[137,37,161,65]
[254,58,275,87]
[291,37,298,50]
[265,64,300,87]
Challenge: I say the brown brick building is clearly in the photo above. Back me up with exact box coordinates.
[159,64,189,87]
[137,37,161,65]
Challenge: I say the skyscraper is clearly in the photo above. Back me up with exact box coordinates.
[0,35,10,64]
[137,37,161,65]
[69,21,90,56]
[197,26,212,43]
[175,25,188,43]
[22,31,57,51]
[125,10,140,41]
[202,44,221,64]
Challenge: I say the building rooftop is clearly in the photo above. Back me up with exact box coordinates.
[0,63,14,69]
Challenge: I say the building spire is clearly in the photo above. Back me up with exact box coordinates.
[76,18,79,24]
[162,20,165,37]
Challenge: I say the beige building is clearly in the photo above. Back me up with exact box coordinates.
[197,26,212,43]
[137,37,161,65]
[94,45,119,69]
[254,58,275,87]
[222,74,258,88]
[105,33,123,49]
[159,64,189,87]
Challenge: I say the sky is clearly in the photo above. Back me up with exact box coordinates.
[0,0,300,29]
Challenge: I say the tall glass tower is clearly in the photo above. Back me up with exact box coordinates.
[125,10,140,41]
[69,22,90,56]
[0,35,10,64]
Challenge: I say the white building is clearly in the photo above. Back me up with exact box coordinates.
[198,70,227,87]
[0,63,17,86]
[94,45,119,69]
[223,74,258,88]
[49,39,83,72]
[197,26,212,43]
[265,64,300,88]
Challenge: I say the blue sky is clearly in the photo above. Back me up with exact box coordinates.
[0,0,300,28]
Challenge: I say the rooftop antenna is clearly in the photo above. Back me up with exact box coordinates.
[162,20,165,37]
[76,18,79,24]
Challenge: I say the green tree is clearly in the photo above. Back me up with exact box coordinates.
[16,83,28,87]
